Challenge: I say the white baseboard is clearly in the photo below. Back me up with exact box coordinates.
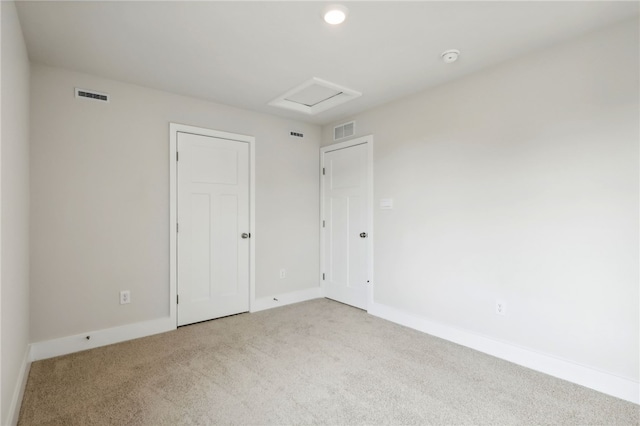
[251,286,323,313]
[29,287,323,362]
[30,317,176,361]
[368,301,639,404]
[7,346,31,426]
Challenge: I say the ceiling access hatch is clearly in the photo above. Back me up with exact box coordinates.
[269,78,361,115]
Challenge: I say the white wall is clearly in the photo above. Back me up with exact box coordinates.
[30,64,320,342]
[1,1,31,424]
[322,19,639,382]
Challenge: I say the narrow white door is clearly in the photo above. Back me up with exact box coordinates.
[177,132,250,326]
[323,142,369,309]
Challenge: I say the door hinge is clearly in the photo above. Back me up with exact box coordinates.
[322,220,325,228]
[177,223,179,233]
[322,167,325,175]
[177,294,179,304]
[322,273,325,280]
[176,152,179,161]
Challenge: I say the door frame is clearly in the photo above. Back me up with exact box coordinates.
[320,135,374,310]
[169,123,256,327]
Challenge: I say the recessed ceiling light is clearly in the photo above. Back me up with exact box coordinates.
[323,5,348,25]
[442,49,460,64]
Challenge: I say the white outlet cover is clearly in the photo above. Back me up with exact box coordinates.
[496,300,506,315]
[120,290,131,305]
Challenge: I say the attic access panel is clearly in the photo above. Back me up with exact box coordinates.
[269,78,361,115]
[286,85,341,107]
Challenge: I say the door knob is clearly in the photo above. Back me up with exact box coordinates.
[360,232,367,238]
[241,233,250,239]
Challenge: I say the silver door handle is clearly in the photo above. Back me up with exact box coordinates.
[241,233,250,239]
[360,232,367,238]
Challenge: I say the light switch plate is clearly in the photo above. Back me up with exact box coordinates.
[379,198,393,209]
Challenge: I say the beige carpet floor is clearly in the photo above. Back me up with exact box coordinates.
[19,298,639,425]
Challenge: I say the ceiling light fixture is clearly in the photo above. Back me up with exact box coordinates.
[441,49,460,64]
[323,4,348,25]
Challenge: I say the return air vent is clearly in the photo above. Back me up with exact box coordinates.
[334,121,355,141]
[75,88,110,102]
[269,78,361,115]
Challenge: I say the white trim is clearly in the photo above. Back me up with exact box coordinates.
[250,287,323,313]
[319,136,374,310]
[369,301,640,404]
[169,124,178,329]
[30,317,175,361]
[169,123,256,325]
[365,138,374,309]
[7,347,31,426]
[249,135,256,311]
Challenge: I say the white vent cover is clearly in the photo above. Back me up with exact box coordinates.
[334,121,355,140]
[269,78,361,115]
[75,88,110,102]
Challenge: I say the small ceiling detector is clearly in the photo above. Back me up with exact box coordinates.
[441,49,460,64]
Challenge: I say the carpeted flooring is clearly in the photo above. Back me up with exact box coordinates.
[18,298,639,425]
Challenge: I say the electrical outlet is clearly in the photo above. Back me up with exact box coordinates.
[496,300,506,315]
[279,269,286,279]
[120,290,131,305]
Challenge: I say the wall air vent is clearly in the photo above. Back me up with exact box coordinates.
[75,88,110,102]
[334,121,355,141]
[269,78,361,115]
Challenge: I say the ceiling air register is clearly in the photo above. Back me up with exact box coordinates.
[269,78,361,115]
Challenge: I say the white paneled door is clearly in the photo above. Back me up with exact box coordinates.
[177,132,250,326]
[322,141,371,310]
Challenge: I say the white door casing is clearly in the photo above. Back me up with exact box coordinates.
[170,124,255,327]
[321,136,373,310]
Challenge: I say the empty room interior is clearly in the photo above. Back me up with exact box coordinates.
[1,1,639,425]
